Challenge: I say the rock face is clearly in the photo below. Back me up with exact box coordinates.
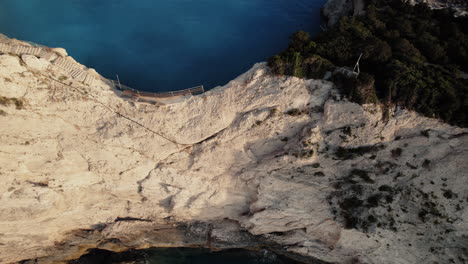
[409,0,468,16]
[322,0,366,27]
[322,0,467,27]
[0,35,467,264]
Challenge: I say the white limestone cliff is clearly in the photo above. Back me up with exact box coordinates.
[0,35,467,264]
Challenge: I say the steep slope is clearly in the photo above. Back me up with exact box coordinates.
[0,37,466,264]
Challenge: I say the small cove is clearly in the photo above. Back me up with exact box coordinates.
[0,0,325,92]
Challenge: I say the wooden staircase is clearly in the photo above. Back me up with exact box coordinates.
[0,42,96,86]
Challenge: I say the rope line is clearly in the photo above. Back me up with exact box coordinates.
[47,75,186,147]
[1,41,195,147]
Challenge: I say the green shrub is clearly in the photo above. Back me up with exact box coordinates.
[303,55,334,79]
[335,144,385,160]
[336,72,379,104]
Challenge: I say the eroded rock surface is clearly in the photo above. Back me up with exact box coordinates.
[322,0,467,28]
[0,36,467,264]
[409,0,468,16]
[322,0,365,27]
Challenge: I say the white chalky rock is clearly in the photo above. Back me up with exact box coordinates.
[0,34,466,264]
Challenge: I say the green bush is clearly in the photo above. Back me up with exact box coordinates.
[336,72,379,104]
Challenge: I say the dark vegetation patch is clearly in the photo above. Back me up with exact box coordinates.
[406,162,418,169]
[311,163,320,168]
[375,161,397,174]
[0,95,24,109]
[291,149,314,159]
[285,108,308,116]
[421,129,431,137]
[378,185,393,193]
[341,126,352,136]
[443,189,457,199]
[314,171,325,177]
[391,148,402,158]
[268,0,468,127]
[350,169,374,183]
[422,159,431,168]
[334,144,385,160]
[327,145,464,233]
[26,181,48,187]
[329,167,463,234]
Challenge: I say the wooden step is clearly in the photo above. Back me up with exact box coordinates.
[0,43,9,53]
[31,47,42,56]
[75,72,86,82]
[70,68,82,78]
[83,74,95,86]
[25,46,33,54]
[18,46,28,54]
[53,57,64,66]
[0,44,97,86]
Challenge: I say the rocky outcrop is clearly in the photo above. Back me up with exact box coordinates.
[322,0,366,27]
[409,0,467,16]
[0,35,467,264]
[322,0,467,28]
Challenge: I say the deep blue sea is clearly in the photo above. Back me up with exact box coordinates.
[0,0,325,92]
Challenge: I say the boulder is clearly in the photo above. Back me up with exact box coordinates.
[21,54,50,71]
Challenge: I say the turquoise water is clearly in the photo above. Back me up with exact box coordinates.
[0,0,325,92]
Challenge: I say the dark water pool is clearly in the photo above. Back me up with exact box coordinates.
[0,0,325,91]
[71,248,304,264]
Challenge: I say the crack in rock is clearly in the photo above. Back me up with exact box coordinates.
[114,217,152,223]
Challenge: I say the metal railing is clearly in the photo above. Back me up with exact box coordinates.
[109,78,204,99]
[22,41,48,48]
[0,40,205,102]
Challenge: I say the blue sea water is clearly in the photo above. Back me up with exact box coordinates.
[0,0,325,92]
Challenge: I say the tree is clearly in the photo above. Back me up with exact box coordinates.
[268,55,286,75]
[289,31,311,52]
[303,55,334,79]
[292,52,304,78]
[393,38,423,63]
[416,32,446,63]
[361,37,392,64]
